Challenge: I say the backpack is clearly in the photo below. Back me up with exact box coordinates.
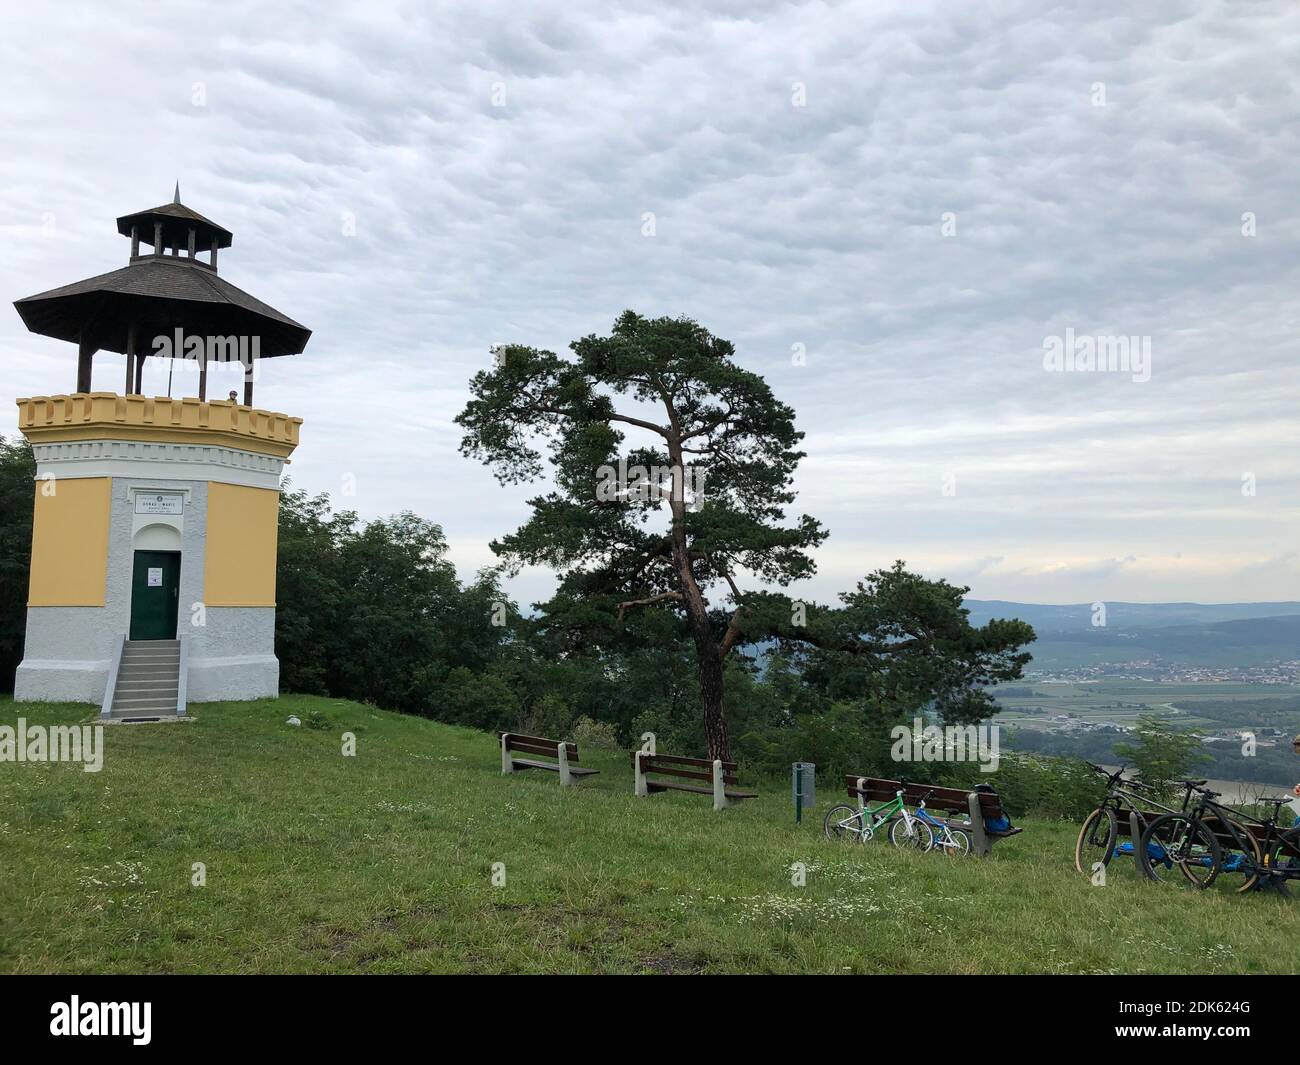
[973,782,1013,833]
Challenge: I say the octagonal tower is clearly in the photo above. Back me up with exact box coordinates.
[11,188,311,718]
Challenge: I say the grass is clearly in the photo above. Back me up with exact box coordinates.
[2,694,1297,974]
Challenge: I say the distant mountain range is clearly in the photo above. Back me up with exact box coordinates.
[964,601,1300,674]
[964,601,1300,631]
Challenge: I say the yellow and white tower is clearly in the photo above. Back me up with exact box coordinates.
[11,189,310,718]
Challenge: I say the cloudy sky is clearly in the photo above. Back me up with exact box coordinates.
[2,0,1298,608]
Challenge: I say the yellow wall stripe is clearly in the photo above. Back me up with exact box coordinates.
[28,477,111,606]
[204,482,280,607]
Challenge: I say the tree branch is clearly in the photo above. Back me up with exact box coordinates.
[616,590,682,621]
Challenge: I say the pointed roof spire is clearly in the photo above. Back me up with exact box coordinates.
[173,181,181,204]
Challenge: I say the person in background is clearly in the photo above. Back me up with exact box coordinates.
[228,390,238,403]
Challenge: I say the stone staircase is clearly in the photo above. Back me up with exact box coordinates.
[108,639,181,720]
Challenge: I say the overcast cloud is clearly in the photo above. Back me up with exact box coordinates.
[2,0,1297,608]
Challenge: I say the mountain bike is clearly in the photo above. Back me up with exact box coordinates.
[914,789,971,857]
[823,789,933,850]
[1138,785,1300,895]
[1074,763,1202,876]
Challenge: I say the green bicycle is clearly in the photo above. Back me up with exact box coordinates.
[823,789,933,850]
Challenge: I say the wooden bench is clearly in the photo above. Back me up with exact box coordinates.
[844,775,1022,857]
[500,732,599,787]
[633,751,757,811]
[1111,793,1300,865]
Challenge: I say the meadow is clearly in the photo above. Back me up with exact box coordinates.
[2,694,1297,974]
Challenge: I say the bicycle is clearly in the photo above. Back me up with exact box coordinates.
[1074,762,1202,876]
[1138,785,1300,896]
[823,789,934,850]
[914,789,972,857]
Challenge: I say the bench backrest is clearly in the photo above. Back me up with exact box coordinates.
[503,732,579,762]
[844,775,1004,817]
[634,752,741,786]
[1200,815,1300,857]
[1109,804,1300,857]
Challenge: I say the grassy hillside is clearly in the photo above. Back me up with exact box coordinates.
[2,695,1297,974]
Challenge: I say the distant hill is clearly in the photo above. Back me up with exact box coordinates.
[962,602,1300,673]
[964,600,1300,631]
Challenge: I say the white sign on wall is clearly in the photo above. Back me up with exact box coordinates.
[135,493,184,515]
[147,568,163,587]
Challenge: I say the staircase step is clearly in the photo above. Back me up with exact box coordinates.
[106,639,185,719]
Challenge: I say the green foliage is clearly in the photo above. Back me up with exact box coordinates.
[1113,714,1212,798]
[275,488,515,719]
[570,716,621,750]
[303,709,332,731]
[435,666,519,732]
[974,754,1105,821]
[0,437,35,693]
[456,312,1035,761]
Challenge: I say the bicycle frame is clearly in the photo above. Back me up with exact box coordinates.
[830,791,906,841]
[1179,794,1300,883]
[863,792,906,835]
[915,802,967,851]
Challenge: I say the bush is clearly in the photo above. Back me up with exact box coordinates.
[435,667,519,732]
[970,753,1104,820]
[570,716,620,750]
[303,709,332,731]
[518,693,573,739]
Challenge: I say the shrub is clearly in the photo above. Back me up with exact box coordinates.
[571,716,620,750]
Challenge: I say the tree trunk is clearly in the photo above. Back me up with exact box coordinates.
[686,597,729,762]
[666,431,731,762]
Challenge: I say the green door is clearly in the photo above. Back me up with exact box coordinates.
[129,551,181,640]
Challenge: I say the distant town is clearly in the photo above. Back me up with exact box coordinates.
[1025,661,1300,685]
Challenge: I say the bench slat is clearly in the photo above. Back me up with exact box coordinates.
[505,732,570,748]
[635,752,738,772]
[843,775,1004,816]
[648,780,757,800]
[641,763,738,786]
[509,739,578,759]
[510,758,599,776]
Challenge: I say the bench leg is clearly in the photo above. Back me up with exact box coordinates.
[634,750,648,797]
[713,759,731,812]
[856,776,867,813]
[967,792,992,857]
[501,733,514,775]
[558,743,573,787]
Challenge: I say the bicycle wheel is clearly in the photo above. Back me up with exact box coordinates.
[1199,814,1262,893]
[1140,814,1221,888]
[1074,807,1117,875]
[824,804,866,844]
[889,817,933,851]
[1267,828,1300,899]
[943,827,971,857]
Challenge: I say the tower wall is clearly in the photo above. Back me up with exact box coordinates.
[13,395,300,707]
